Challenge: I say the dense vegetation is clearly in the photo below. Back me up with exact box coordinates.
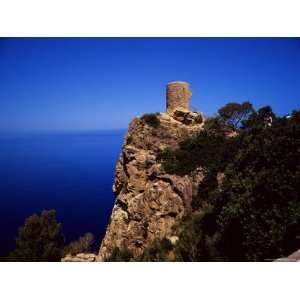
[110,102,300,262]
[63,232,95,257]
[4,209,95,262]
[141,113,161,128]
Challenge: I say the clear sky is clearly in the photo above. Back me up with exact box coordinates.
[0,38,299,131]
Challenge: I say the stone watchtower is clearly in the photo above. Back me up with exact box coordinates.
[166,81,192,114]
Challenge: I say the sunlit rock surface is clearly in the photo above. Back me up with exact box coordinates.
[97,110,204,261]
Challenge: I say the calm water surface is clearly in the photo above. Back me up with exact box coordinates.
[0,130,125,256]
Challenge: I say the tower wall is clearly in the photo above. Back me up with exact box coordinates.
[166,81,191,114]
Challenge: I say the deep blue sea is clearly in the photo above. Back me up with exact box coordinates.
[0,130,125,256]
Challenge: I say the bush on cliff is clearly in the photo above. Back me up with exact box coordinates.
[6,210,96,261]
[157,102,253,176]
[157,128,238,176]
[8,209,65,262]
[173,210,222,262]
[141,113,160,128]
[106,239,175,262]
[214,111,300,261]
[104,247,134,262]
[63,232,95,256]
[156,103,300,261]
[138,238,174,262]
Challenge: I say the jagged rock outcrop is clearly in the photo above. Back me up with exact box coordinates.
[275,249,300,262]
[97,111,204,261]
[62,253,96,262]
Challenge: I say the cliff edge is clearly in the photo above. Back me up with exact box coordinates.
[97,82,204,261]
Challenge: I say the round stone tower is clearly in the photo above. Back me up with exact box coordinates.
[166,81,192,114]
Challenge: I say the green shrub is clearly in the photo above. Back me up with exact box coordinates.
[215,114,300,261]
[242,105,276,130]
[6,210,98,261]
[133,211,222,262]
[141,113,160,128]
[7,210,65,262]
[105,247,134,262]
[138,238,174,262]
[157,130,238,175]
[158,103,300,261]
[63,232,94,256]
[191,171,219,210]
[174,211,222,262]
[203,117,227,136]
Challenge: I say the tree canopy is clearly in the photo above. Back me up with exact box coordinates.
[8,210,65,262]
[154,103,300,261]
[218,101,254,130]
[6,210,96,262]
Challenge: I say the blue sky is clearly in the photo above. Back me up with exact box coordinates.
[0,38,299,131]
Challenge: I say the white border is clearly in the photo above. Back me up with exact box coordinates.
[0,262,299,300]
[0,1,299,299]
[0,0,299,36]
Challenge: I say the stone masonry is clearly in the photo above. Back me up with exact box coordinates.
[166,81,192,114]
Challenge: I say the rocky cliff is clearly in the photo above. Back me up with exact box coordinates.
[97,110,204,261]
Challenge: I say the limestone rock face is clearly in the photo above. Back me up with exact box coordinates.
[172,110,203,125]
[275,249,300,262]
[97,111,204,261]
[62,253,96,262]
